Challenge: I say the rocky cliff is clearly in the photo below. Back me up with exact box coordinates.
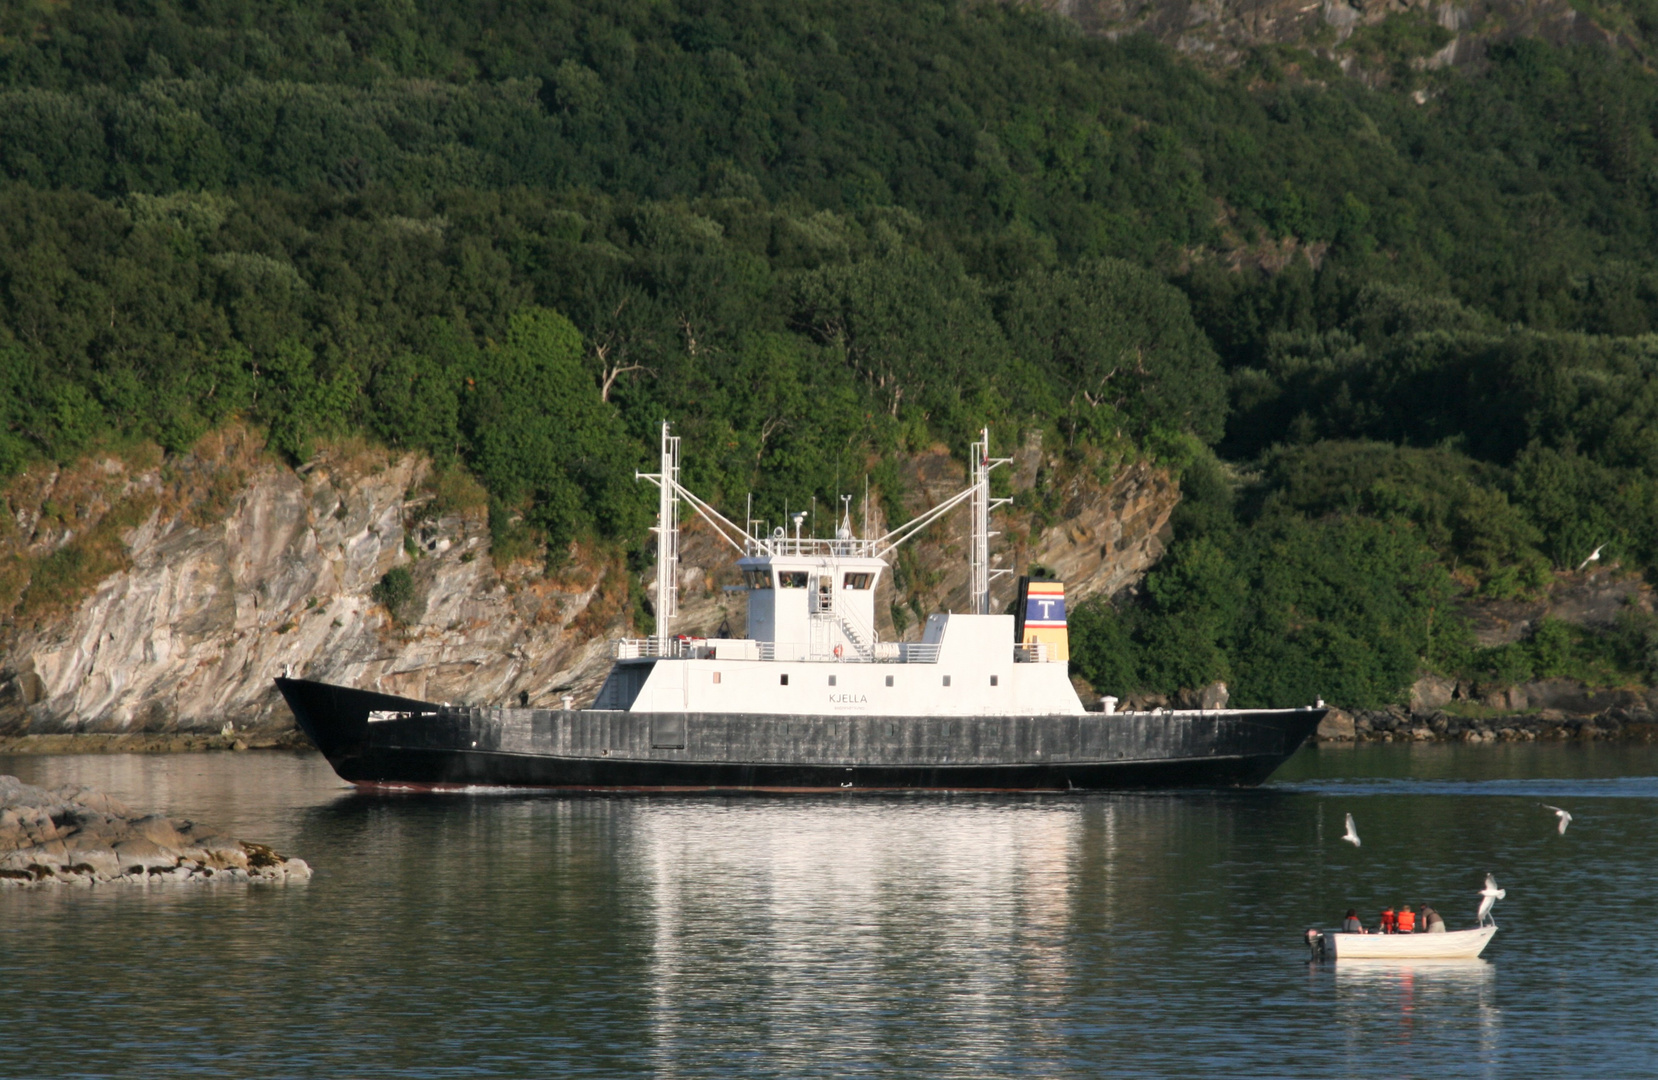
[0,429,1179,741]
[1030,0,1634,77]
[1458,567,1655,650]
[0,429,627,740]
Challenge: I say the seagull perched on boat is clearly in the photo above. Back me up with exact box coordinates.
[1341,813,1361,847]
[1541,803,1573,835]
[1577,544,1607,572]
[1477,874,1506,926]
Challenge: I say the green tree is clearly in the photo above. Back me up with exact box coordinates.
[793,245,1013,430]
[1000,258,1227,445]
[255,340,356,462]
[462,307,644,551]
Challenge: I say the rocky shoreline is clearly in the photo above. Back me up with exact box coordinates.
[0,730,313,755]
[0,775,311,887]
[1317,706,1658,744]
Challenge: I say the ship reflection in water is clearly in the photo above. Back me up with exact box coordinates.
[5,747,1658,1077]
[638,802,1082,1075]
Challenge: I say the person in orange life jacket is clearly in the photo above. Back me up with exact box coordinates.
[1395,905,1417,933]
[1379,907,1397,933]
[1342,909,1364,933]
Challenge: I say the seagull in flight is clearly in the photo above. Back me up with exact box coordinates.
[1577,544,1607,572]
[1541,803,1573,835]
[1341,813,1361,847]
[1477,874,1506,926]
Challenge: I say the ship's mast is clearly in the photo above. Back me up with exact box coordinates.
[637,421,681,652]
[968,428,1014,615]
[636,423,1014,621]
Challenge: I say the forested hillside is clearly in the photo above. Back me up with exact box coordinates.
[6,0,1658,708]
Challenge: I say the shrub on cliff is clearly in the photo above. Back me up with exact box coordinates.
[371,567,416,625]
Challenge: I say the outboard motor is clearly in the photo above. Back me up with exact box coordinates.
[1304,928,1326,960]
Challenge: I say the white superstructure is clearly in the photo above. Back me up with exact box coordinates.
[594,424,1084,718]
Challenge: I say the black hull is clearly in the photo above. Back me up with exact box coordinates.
[275,678,1323,793]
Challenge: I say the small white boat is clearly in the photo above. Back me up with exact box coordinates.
[1307,925,1497,960]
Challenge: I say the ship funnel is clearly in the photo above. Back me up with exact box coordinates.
[1014,575,1069,662]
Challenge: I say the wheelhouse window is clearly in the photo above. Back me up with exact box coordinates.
[777,571,809,588]
[743,569,773,590]
[842,572,872,590]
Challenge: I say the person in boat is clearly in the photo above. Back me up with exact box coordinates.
[1379,906,1397,933]
[1341,909,1364,933]
[1419,904,1445,933]
[1395,905,1417,933]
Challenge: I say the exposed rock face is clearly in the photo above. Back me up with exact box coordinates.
[1406,566,1656,717]
[1410,675,1456,712]
[1174,681,1231,710]
[2,429,1178,737]
[0,430,625,738]
[1459,568,1654,648]
[0,775,309,886]
[1316,708,1356,741]
[1026,0,1630,75]
[1025,461,1179,607]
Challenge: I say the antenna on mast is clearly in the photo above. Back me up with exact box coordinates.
[862,475,870,544]
[969,427,1014,615]
[636,422,681,652]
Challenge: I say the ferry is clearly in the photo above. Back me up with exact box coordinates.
[276,425,1325,791]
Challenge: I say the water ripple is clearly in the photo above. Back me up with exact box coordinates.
[3,749,1655,1078]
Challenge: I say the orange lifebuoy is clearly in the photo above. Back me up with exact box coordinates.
[834,644,843,658]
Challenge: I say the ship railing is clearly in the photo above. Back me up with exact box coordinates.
[613,637,720,660]
[614,638,676,659]
[756,641,809,662]
[615,637,759,660]
[1013,643,1050,663]
[742,535,878,559]
[619,637,941,663]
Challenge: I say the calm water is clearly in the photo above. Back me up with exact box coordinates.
[3,744,1656,1078]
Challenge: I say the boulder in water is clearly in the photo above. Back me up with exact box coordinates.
[0,775,311,887]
